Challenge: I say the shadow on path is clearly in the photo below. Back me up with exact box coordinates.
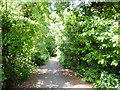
[17,57,92,88]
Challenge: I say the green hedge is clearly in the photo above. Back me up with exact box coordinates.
[56,2,120,88]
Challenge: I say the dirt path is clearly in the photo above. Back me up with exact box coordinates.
[17,57,92,88]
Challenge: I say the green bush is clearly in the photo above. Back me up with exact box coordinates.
[2,2,54,88]
[93,71,120,88]
[54,2,120,88]
[31,52,50,66]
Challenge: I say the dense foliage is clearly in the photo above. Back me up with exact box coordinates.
[53,2,120,88]
[1,1,120,89]
[2,2,56,88]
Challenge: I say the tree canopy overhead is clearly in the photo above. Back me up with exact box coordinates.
[1,1,120,88]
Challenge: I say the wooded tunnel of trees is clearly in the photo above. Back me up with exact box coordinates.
[1,1,120,89]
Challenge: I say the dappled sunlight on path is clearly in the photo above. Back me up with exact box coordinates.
[17,57,92,88]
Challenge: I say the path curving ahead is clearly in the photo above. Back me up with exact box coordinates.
[17,57,92,88]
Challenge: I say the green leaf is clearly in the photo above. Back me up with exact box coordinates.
[111,60,118,66]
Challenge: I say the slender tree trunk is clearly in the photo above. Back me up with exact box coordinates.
[6,0,7,10]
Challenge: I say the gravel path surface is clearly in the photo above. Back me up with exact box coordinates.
[17,57,92,88]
